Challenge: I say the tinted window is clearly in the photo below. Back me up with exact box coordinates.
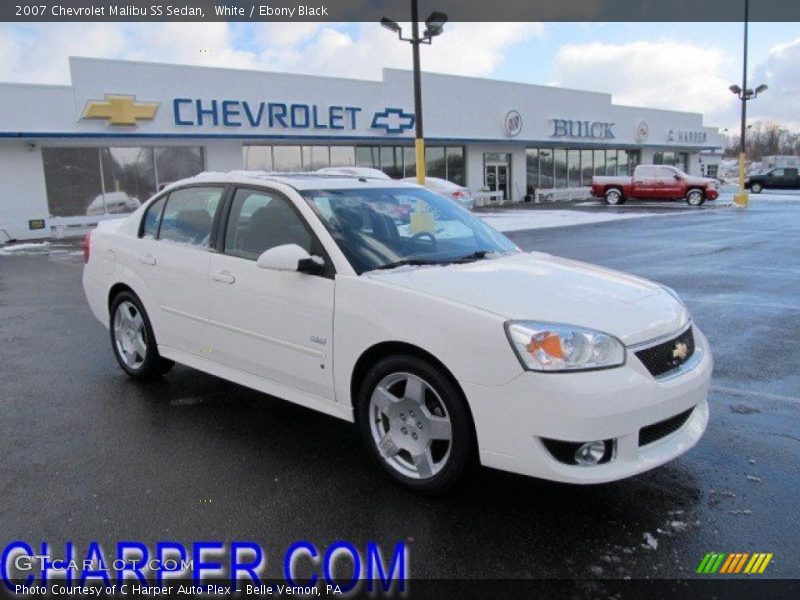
[771,169,785,177]
[224,188,312,259]
[159,186,223,247]
[141,196,166,239]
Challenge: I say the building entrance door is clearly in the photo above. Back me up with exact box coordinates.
[484,153,511,201]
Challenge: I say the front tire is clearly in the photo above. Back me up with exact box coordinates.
[686,189,706,206]
[357,355,474,494]
[110,291,174,379]
[750,182,763,194]
[605,188,625,205]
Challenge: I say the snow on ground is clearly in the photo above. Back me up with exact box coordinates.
[477,209,667,232]
[0,242,51,255]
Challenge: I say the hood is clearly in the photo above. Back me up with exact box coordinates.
[365,252,690,346]
[685,175,716,186]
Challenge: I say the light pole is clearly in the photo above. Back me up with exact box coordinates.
[381,2,448,185]
[730,0,768,206]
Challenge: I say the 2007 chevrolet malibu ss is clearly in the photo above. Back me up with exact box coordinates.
[83,172,711,493]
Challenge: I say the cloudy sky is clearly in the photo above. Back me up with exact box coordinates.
[1,21,798,132]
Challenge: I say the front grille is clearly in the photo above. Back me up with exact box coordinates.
[638,408,694,447]
[635,327,695,378]
[541,438,614,465]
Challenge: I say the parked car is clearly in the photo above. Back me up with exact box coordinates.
[401,177,474,210]
[83,172,711,494]
[316,167,391,180]
[85,192,141,216]
[745,167,800,193]
[591,165,720,206]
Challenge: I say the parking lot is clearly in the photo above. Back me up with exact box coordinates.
[1,194,798,580]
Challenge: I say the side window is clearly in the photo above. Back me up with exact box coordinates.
[224,188,312,259]
[771,169,784,177]
[657,167,677,178]
[141,196,166,239]
[637,166,656,178]
[158,186,223,247]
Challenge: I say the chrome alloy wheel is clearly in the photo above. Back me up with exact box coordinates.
[113,300,147,369]
[368,372,453,480]
[687,189,704,205]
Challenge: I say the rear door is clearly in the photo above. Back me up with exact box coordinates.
[205,186,336,401]
[135,184,226,354]
[632,166,657,198]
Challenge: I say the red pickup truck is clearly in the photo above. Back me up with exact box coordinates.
[591,165,720,206]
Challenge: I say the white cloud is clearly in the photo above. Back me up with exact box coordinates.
[750,37,800,130]
[552,39,735,124]
[0,22,543,85]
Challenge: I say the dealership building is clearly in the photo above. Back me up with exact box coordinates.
[0,57,724,242]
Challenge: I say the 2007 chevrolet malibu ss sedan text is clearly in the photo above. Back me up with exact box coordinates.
[83,172,712,493]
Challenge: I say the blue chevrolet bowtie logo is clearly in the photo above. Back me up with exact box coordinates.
[371,107,415,134]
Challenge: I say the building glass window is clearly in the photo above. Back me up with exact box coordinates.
[355,146,379,168]
[525,148,539,194]
[593,149,607,176]
[100,147,156,210]
[580,150,594,186]
[606,149,618,176]
[155,147,205,186]
[403,147,416,179]
[330,146,355,167]
[617,150,629,176]
[553,149,567,188]
[380,146,403,179]
[445,146,465,186]
[426,146,446,179]
[272,146,302,171]
[567,149,581,187]
[42,146,203,218]
[243,146,273,171]
[539,149,555,189]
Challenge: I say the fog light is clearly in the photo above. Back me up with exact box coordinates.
[575,441,606,465]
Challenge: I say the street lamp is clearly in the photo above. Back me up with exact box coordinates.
[730,0,768,206]
[381,1,448,185]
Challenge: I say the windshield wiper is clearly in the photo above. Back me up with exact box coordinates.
[453,250,495,262]
[372,258,445,271]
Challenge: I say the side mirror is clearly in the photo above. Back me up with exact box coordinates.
[674,173,682,180]
[256,244,325,275]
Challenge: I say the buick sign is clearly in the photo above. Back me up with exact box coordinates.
[551,118,615,140]
[504,110,523,137]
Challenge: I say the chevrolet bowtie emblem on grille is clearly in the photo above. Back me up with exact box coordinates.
[672,342,689,361]
[81,95,159,126]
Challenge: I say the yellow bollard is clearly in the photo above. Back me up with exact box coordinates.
[734,151,749,207]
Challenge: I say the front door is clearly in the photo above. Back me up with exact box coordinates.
[484,153,511,201]
[206,186,335,401]
[655,166,683,198]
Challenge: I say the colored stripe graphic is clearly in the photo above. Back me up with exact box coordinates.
[697,553,727,573]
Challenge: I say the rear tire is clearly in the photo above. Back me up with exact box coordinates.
[604,188,624,205]
[109,291,174,380]
[750,182,763,194]
[356,355,475,495]
[685,189,705,206]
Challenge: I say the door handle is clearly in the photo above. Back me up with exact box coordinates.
[212,271,236,284]
[138,254,156,266]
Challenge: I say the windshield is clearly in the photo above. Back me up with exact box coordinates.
[301,186,519,274]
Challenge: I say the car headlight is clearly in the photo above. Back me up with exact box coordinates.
[504,321,626,372]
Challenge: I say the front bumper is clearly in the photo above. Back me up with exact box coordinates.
[463,325,712,484]
[706,189,719,200]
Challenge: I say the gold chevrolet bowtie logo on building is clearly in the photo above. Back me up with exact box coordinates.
[672,342,689,361]
[81,95,159,126]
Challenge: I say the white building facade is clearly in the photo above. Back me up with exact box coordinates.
[0,57,724,241]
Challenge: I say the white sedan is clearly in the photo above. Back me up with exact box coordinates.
[83,172,711,493]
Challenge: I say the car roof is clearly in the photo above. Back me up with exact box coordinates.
[163,170,422,192]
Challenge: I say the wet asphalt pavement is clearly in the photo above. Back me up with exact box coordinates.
[0,196,798,581]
